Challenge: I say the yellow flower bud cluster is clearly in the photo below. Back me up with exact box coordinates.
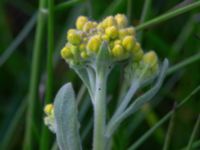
[61,14,147,63]
[142,51,159,73]
[44,103,55,133]
[44,103,54,115]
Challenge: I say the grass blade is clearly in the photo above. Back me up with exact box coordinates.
[167,53,200,75]
[55,0,83,12]
[186,114,200,150]
[23,0,47,149]
[135,1,200,31]
[137,0,151,41]
[162,103,176,150]
[40,0,55,149]
[127,85,200,150]
[0,13,36,66]
[0,99,27,149]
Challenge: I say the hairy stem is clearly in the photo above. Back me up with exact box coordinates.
[93,71,107,150]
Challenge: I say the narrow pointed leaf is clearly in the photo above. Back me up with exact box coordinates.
[106,59,169,137]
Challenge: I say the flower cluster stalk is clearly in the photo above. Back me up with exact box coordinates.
[93,70,107,150]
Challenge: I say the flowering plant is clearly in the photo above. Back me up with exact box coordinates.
[44,14,169,150]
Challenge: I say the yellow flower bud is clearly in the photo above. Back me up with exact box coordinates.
[61,46,73,59]
[70,45,78,55]
[122,36,135,51]
[81,51,88,59]
[115,14,128,28]
[83,21,97,32]
[134,49,144,61]
[68,29,76,34]
[79,43,86,51]
[102,34,109,41]
[105,26,118,39]
[119,27,136,39]
[112,44,124,57]
[102,16,116,28]
[143,51,158,67]
[132,42,141,53]
[126,27,135,35]
[97,23,104,31]
[114,39,122,45]
[119,29,128,38]
[92,22,98,27]
[87,35,102,52]
[67,30,81,45]
[76,16,88,30]
[44,104,54,115]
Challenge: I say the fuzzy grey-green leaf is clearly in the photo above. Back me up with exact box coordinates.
[54,83,82,150]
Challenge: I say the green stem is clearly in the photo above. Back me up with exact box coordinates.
[135,1,200,31]
[1,98,27,149]
[0,13,36,66]
[93,71,107,150]
[186,114,200,150]
[137,0,151,41]
[167,53,200,75]
[128,85,200,150]
[163,104,176,150]
[23,0,47,149]
[127,0,132,21]
[40,0,54,149]
[55,0,83,12]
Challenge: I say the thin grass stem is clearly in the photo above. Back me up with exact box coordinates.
[162,103,176,150]
[0,14,36,66]
[167,53,200,75]
[55,0,83,12]
[39,0,54,149]
[23,0,47,149]
[137,0,151,41]
[186,114,200,150]
[127,85,200,150]
[135,1,200,31]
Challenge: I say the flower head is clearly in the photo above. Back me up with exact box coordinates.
[44,103,56,133]
[60,14,159,74]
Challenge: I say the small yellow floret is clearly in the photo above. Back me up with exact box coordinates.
[114,39,122,45]
[122,36,135,51]
[70,45,78,55]
[68,29,76,34]
[102,34,109,41]
[132,42,141,53]
[115,14,128,28]
[44,104,54,115]
[126,27,135,35]
[87,35,102,52]
[134,49,144,61]
[76,16,88,30]
[119,29,128,38]
[105,26,118,39]
[67,31,81,45]
[79,43,86,51]
[112,44,124,57]
[83,21,97,32]
[143,51,158,67]
[81,51,88,59]
[102,16,116,28]
[61,46,73,59]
